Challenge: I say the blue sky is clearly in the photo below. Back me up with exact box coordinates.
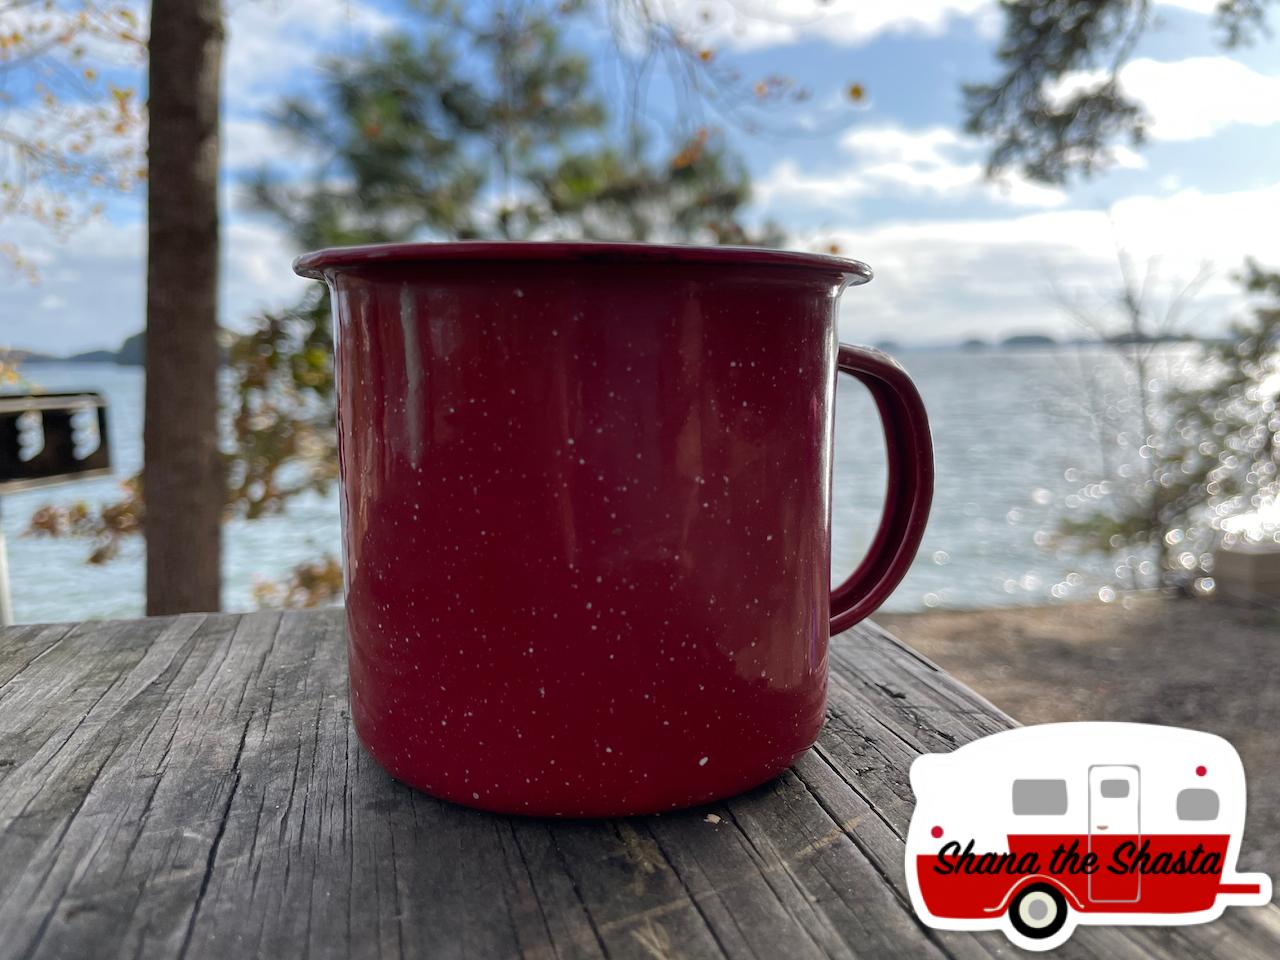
[5,0,1280,354]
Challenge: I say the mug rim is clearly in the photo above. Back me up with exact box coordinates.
[293,240,872,285]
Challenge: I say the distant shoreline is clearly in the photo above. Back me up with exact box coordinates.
[6,331,1219,369]
[3,331,144,367]
[873,333,1215,352]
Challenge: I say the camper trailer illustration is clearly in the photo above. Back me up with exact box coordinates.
[906,722,1271,950]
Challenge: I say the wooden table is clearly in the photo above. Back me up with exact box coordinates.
[0,610,1274,959]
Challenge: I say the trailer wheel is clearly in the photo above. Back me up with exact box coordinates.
[1009,883,1068,940]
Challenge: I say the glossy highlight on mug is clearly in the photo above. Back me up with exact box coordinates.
[295,241,933,816]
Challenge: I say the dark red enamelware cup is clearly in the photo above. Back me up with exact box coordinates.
[294,242,933,816]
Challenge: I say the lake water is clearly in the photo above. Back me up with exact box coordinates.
[4,351,1141,623]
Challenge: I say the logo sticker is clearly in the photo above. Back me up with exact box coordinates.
[906,722,1272,951]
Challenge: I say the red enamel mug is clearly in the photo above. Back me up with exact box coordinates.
[294,242,933,816]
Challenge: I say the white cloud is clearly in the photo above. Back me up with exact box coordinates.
[986,176,1072,208]
[2,0,387,354]
[1,210,304,354]
[1156,0,1221,12]
[216,0,400,185]
[754,160,871,205]
[224,0,396,110]
[1108,145,1149,170]
[1052,57,1280,141]
[1,216,145,353]
[822,181,1280,342]
[655,0,1219,51]
[223,117,320,173]
[7,0,1272,356]
[840,125,964,167]
[658,0,990,51]
[9,180,1276,353]
[223,218,311,317]
[755,123,1070,212]
[1125,57,1280,140]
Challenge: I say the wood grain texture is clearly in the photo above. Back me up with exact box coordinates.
[0,610,1274,959]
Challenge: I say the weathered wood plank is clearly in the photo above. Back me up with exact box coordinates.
[0,609,1274,960]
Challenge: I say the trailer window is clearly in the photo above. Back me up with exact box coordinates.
[1177,788,1219,821]
[1099,779,1130,798]
[1012,779,1068,815]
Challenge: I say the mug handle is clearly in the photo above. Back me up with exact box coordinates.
[829,344,934,634]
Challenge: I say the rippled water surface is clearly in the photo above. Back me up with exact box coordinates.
[5,349,1146,622]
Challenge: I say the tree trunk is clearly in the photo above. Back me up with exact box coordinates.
[143,0,224,614]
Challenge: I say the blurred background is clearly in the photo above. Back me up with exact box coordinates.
[2,1,1279,823]
[4,0,1278,616]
